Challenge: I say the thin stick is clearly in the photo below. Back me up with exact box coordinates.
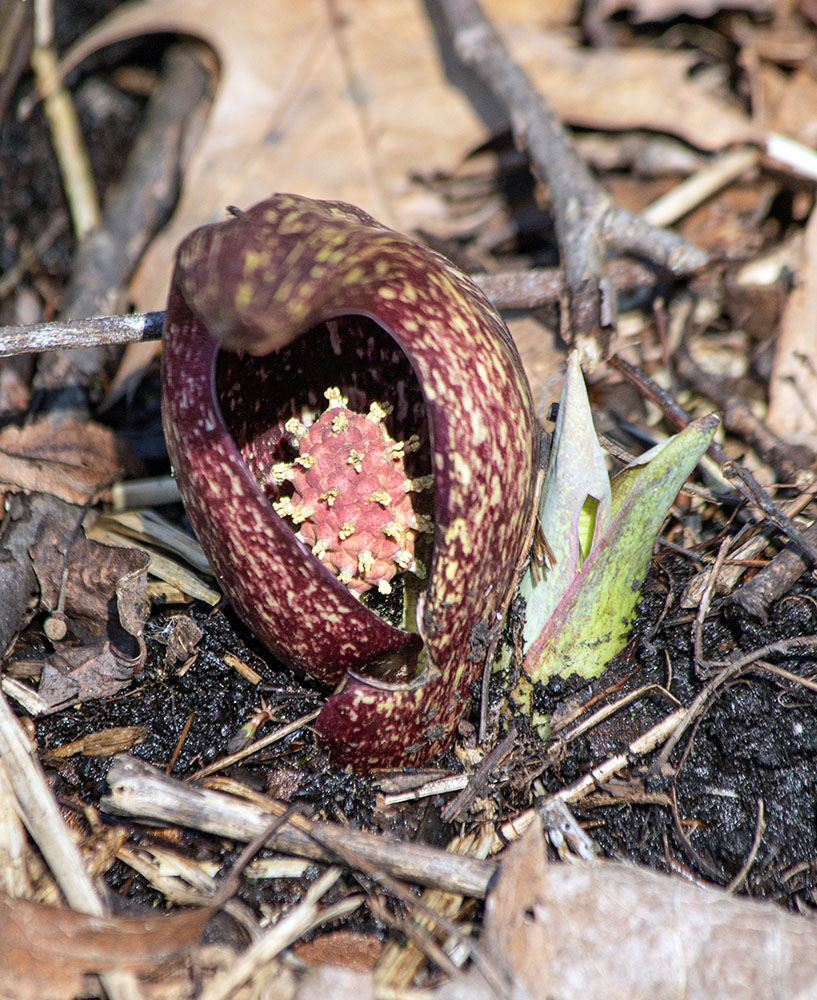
[0,311,165,358]
[642,147,760,228]
[31,0,99,239]
[188,709,321,779]
[726,799,765,894]
[197,867,346,1000]
[497,704,690,845]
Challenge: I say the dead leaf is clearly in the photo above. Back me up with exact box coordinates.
[768,203,817,447]
[0,418,142,506]
[39,726,148,762]
[32,527,150,640]
[37,638,143,713]
[756,65,817,149]
[24,527,149,710]
[161,614,203,668]
[506,27,756,152]
[482,821,817,1000]
[0,891,213,1000]
[60,0,756,312]
[294,931,382,971]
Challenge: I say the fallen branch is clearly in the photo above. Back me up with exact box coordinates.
[439,0,708,364]
[102,755,497,899]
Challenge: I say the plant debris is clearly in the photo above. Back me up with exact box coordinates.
[3,0,817,997]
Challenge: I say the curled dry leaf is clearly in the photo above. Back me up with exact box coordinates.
[23,527,149,712]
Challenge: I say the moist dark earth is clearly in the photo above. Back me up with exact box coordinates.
[4,0,817,926]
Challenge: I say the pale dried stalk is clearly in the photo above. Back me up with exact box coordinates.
[103,755,497,898]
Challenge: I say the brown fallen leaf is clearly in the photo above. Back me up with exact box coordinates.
[755,65,817,146]
[0,891,213,1000]
[33,529,149,638]
[505,27,756,153]
[0,418,142,506]
[294,930,382,971]
[476,820,817,1000]
[23,527,150,711]
[36,638,143,713]
[768,203,817,447]
[60,0,756,312]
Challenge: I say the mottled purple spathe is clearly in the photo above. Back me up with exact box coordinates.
[162,194,538,767]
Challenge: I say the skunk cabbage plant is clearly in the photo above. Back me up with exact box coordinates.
[162,194,717,767]
[161,194,539,767]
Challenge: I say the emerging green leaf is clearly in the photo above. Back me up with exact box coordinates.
[521,352,719,684]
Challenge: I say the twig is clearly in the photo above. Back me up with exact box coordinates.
[472,257,662,309]
[727,800,766,894]
[197,867,349,1000]
[440,726,516,822]
[654,635,817,773]
[642,147,760,228]
[382,773,469,806]
[102,755,498,898]
[188,709,322,779]
[497,704,690,846]
[693,536,732,670]
[30,42,209,420]
[732,519,817,619]
[31,0,99,239]
[0,311,164,358]
[609,353,817,566]
[721,461,817,566]
[439,0,707,365]
[674,340,814,483]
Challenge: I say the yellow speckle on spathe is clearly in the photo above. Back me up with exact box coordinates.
[343,265,364,286]
[471,409,489,447]
[451,453,472,488]
[244,249,270,273]
[235,281,254,308]
[444,517,473,555]
[378,286,398,300]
